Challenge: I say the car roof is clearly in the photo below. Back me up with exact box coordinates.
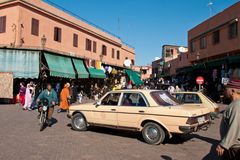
[174,91,202,94]
[109,89,167,94]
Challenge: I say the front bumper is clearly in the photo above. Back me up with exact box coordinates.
[179,121,210,134]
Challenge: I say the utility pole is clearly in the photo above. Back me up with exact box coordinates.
[208,0,213,17]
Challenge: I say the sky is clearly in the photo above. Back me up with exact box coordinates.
[44,0,238,65]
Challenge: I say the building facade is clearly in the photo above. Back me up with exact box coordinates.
[0,0,135,67]
[133,65,152,80]
[162,45,187,76]
[151,58,164,78]
[169,2,240,77]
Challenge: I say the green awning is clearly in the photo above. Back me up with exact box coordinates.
[0,49,39,78]
[125,69,143,85]
[44,53,75,79]
[88,67,106,79]
[206,58,227,68]
[228,55,240,64]
[192,63,205,70]
[72,58,89,78]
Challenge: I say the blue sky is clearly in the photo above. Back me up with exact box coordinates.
[45,0,238,65]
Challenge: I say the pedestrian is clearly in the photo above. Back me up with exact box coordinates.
[70,82,77,104]
[168,85,175,93]
[19,82,26,106]
[175,85,181,92]
[58,83,71,113]
[127,81,133,89]
[54,83,61,103]
[216,79,240,159]
[23,84,33,111]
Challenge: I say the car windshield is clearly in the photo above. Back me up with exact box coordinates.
[150,91,182,106]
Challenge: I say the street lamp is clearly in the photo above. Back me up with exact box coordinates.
[99,54,104,62]
[41,35,47,48]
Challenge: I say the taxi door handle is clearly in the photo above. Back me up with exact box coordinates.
[139,110,145,113]
[111,109,116,112]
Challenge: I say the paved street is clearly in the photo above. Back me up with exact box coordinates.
[0,104,225,160]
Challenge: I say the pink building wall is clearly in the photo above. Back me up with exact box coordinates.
[0,0,135,67]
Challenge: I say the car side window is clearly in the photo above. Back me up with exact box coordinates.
[121,93,147,107]
[174,94,184,102]
[101,93,121,106]
[184,94,202,104]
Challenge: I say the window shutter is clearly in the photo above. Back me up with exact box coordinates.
[58,28,61,42]
[0,16,6,33]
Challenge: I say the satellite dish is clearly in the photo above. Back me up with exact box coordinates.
[178,47,188,53]
[124,59,132,67]
[155,57,160,60]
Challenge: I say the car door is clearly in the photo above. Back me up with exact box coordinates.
[117,92,148,129]
[92,92,121,126]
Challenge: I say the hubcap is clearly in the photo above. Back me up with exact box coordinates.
[74,116,85,129]
[146,127,159,140]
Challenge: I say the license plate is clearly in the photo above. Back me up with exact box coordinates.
[43,106,48,111]
[197,116,205,123]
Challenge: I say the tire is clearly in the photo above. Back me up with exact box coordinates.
[39,112,46,131]
[142,122,166,145]
[71,113,87,131]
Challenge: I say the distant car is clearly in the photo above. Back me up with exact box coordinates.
[172,92,219,119]
[68,90,211,145]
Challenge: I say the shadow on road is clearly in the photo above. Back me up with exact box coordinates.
[67,123,219,159]
[40,118,58,132]
[161,155,173,160]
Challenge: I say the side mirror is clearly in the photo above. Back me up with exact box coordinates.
[96,101,101,107]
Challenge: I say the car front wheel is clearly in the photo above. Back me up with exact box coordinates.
[71,113,87,131]
[142,122,165,145]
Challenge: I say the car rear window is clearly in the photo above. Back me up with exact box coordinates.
[150,91,182,106]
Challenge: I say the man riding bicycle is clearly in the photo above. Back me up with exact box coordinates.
[37,83,58,126]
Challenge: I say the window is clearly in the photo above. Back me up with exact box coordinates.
[0,16,6,33]
[229,22,238,39]
[112,48,115,58]
[142,70,147,74]
[117,50,120,59]
[93,41,97,53]
[73,33,78,47]
[200,36,207,49]
[174,93,202,104]
[151,91,181,106]
[165,48,171,57]
[54,27,61,42]
[212,30,220,44]
[121,93,147,107]
[31,18,39,36]
[190,41,195,53]
[102,45,107,55]
[131,59,135,65]
[179,55,181,61]
[85,39,92,51]
[101,93,121,106]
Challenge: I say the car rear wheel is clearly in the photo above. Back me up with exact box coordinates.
[142,122,165,145]
[71,113,87,131]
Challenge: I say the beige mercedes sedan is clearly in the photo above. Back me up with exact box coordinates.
[68,90,211,145]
